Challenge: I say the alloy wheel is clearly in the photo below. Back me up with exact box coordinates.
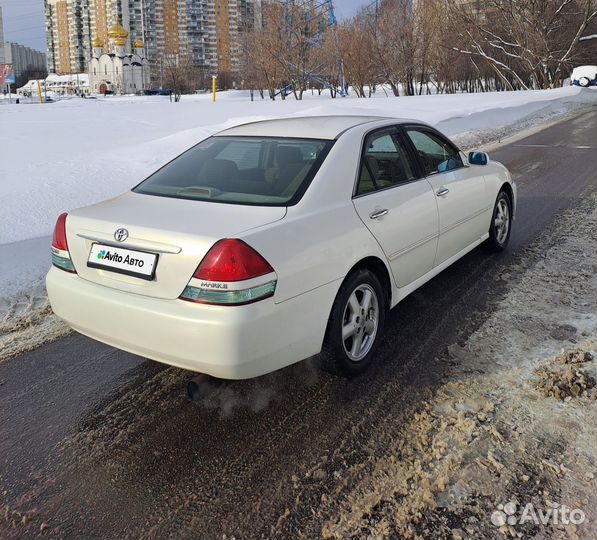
[494,198,510,245]
[341,284,379,361]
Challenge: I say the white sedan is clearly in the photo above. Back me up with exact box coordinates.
[47,116,516,380]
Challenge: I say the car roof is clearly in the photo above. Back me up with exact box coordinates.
[214,115,425,140]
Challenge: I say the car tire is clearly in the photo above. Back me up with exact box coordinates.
[320,268,386,377]
[484,190,512,252]
[579,77,590,88]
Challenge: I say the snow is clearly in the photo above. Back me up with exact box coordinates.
[46,73,90,85]
[571,65,597,81]
[18,73,90,90]
[0,85,595,305]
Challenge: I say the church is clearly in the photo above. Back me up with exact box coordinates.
[89,21,150,95]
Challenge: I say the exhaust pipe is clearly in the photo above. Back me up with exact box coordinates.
[187,374,223,401]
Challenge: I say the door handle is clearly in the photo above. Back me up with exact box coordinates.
[369,208,389,219]
[436,188,450,197]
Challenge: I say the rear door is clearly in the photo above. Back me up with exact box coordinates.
[403,126,489,266]
[352,127,439,288]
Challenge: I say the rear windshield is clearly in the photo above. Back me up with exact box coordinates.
[133,136,333,206]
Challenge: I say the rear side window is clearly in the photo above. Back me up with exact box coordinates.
[405,128,463,175]
[356,131,416,195]
[133,136,333,206]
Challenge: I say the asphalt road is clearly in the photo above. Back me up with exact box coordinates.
[1,111,596,540]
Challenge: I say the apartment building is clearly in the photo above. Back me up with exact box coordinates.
[0,6,5,65]
[45,0,261,80]
[141,0,259,77]
[45,0,93,74]
[4,42,47,81]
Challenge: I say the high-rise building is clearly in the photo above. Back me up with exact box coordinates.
[45,0,261,80]
[214,0,260,73]
[142,0,259,76]
[4,43,47,81]
[0,6,6,65]
[45,0,93,74]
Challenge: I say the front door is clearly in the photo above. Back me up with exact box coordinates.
[403,126,489,266]
[352,128,439,289]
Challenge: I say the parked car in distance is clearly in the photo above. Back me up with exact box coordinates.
[571,65,597,87]
[47,116,516,380]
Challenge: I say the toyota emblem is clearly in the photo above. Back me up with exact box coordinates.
[114,228,129,242]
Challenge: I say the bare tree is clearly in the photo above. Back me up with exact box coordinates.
[365,3,404,96]
[242,3,287,99]
[449,0,597,89]
[241,0,596,99]
[309,25,344,98]
[15,66,49,90]
[338,13,377,97]
[242,1,347,100]
[161,53,200,101]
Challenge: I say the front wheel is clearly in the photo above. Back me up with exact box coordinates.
[484,190,512,252]
[320,269,386,377]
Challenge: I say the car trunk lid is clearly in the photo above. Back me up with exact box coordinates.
[65,192,286,299]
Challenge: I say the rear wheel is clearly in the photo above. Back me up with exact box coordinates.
[320,269,386,377]
[484,190,512,252]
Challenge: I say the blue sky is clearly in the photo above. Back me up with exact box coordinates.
[0,0,370,54]
[333,0,371,21]
[0,0,46,51]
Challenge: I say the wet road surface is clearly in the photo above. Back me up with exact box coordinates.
[1,111,596,539]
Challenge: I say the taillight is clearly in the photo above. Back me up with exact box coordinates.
[52,212,69,251]
[193,239,274,281]
[180,239,276,305]
[51,212,76,273]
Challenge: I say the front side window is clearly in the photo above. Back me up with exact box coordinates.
[405,128,463,175]
[133,136,332,206]
[356,131,416,196]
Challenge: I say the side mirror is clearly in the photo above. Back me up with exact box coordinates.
[468,151,488,166]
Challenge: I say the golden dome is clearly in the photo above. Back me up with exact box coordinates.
[113,37,127,47]
[108,20,129,40]
[133,38,144,48]
[92,36,104,48]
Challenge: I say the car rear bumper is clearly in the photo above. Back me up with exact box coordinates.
[46,266,340,379]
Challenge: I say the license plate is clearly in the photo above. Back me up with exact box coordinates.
[87,243,158,280]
